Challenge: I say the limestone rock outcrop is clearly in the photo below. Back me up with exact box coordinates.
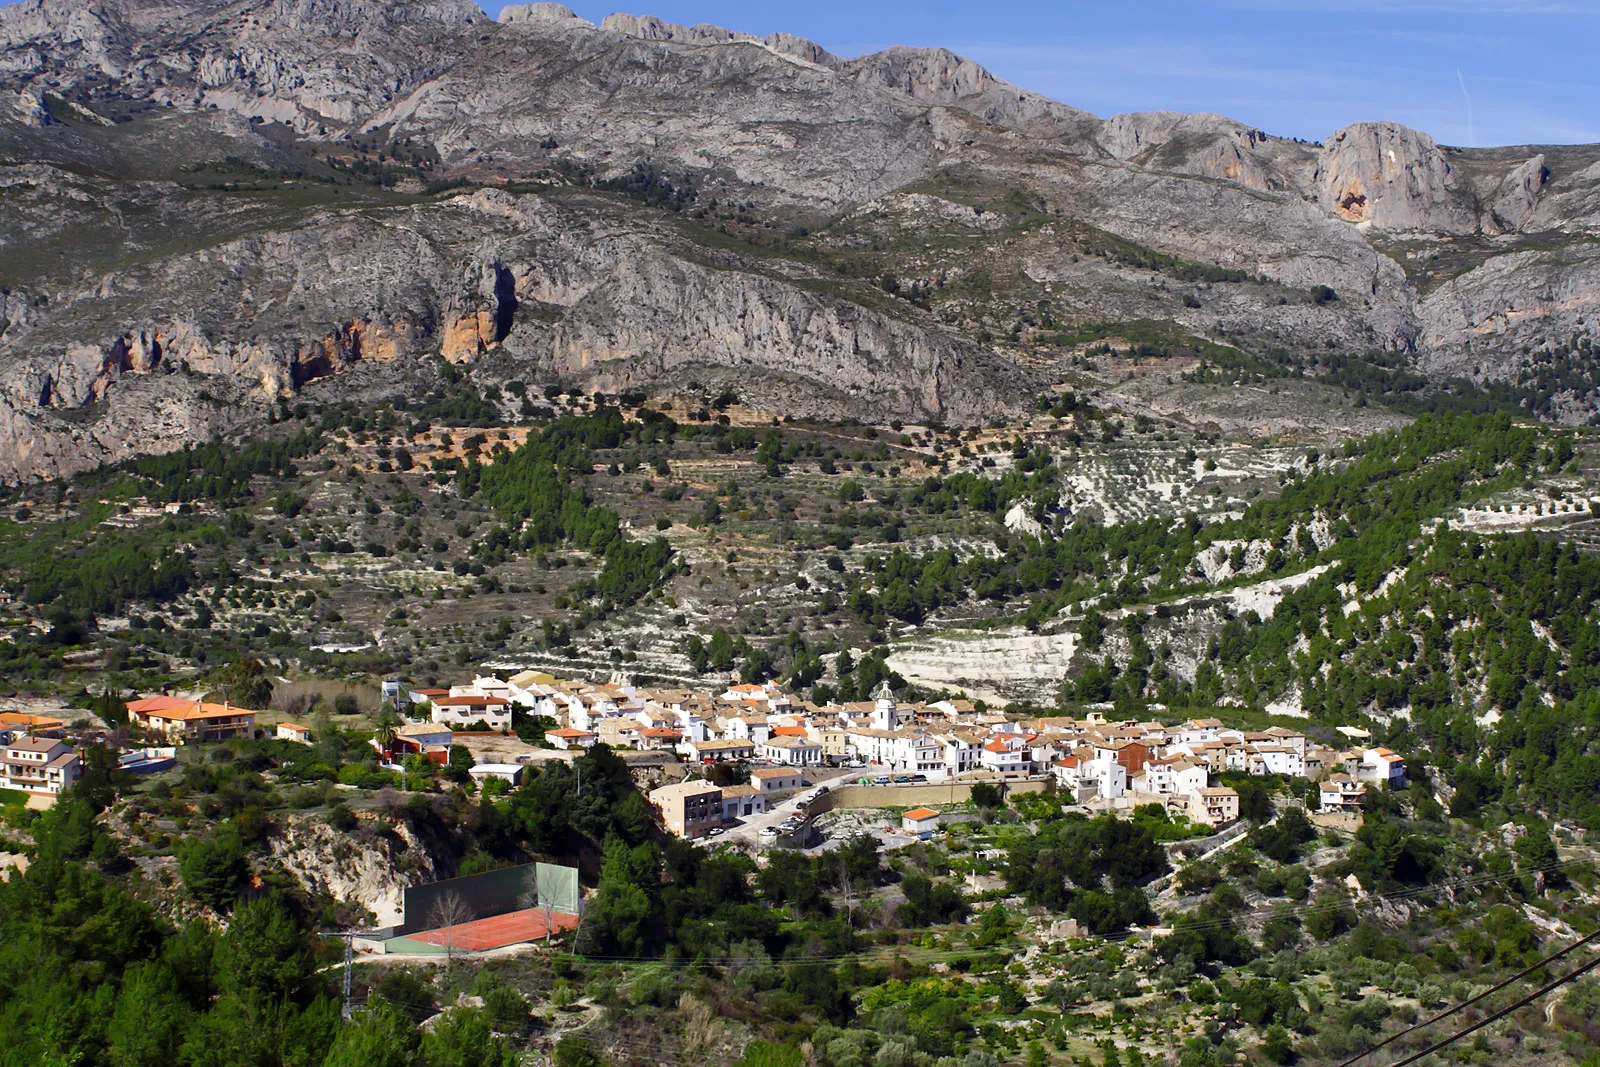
[1316,121,1476,232]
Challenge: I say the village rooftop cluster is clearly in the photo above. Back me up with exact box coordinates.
[3,672,1405,843]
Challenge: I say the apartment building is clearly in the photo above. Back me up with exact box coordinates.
[650,780,725,839]
[1188,787,1241,828]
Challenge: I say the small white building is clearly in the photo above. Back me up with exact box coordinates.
[1320,773,1367,813]
[751,766,803,798]
[544,728,595,750]
[275,722,313,745]
[724,713,773,746]
[760,734,823,766]
[934,732,984,776]
[430,694,513,732]
[469,763,525,787]
[1137,757,1207,797]
[1357,747,1407,789]
[1088,755,1127,800]
[979,736,1030,774]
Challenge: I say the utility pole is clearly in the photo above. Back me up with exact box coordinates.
[319,932,356,1020]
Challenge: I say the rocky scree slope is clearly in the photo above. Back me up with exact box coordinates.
[1,0,1600,478]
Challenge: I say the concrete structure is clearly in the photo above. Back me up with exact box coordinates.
[468,763,525,787]
[650,780,725,839]
[2,736,80,795]
[1188,787,1240,828]
[118,747,177,775]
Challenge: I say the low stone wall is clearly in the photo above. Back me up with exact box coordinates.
[808,778,1052,814]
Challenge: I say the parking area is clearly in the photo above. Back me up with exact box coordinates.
[708,764,856,847]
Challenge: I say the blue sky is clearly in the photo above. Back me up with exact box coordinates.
[489,0,1600,146]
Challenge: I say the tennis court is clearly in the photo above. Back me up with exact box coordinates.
[406,907,580,952]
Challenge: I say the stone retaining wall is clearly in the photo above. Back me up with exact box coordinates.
[807,777,1052,814]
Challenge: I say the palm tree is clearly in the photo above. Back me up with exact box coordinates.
[373,709,399,756]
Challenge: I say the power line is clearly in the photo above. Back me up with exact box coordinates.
[1335,926,1600,1067]
[1382,951,1600,1067]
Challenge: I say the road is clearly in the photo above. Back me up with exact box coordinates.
[708,764,857,847]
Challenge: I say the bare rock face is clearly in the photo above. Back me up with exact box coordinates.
[1317,121,1475,232]
[762,32,841,68]
[0,184,1036,481]
[497,3,593,28]
[1099,112,1263,161]
[1485,153,1548,234]
[1419,244,1600,383]
[1094,112,1315,192]
[843,45,1095,139]
[2,0,1600,478]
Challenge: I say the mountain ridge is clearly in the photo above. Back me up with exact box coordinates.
[2,0,1599,481]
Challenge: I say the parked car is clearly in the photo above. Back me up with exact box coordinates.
[800,779,813,787]
[706,826,725,836]
[909,774,928,783]
[874,775,891,785]
[893,775,914,784]
[759,826,780,838]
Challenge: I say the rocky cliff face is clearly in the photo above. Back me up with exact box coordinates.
[1315,122,1477,233]
[0,173,1032,480]
[2,0,1600,479]
[269,813,441,927]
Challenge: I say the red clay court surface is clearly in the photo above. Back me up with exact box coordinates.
[407,907,580,952]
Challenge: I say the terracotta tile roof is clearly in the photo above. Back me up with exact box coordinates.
[134,700,257,722]
[126,695,195,714]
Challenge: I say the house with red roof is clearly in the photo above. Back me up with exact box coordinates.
[429,694,512,731]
